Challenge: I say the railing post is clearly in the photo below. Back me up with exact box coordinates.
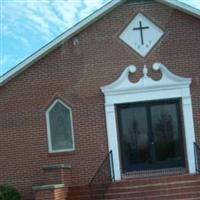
[89,150,116,200]
[194,142,200,173]
[110,151,115,181]
[194,143,197,173]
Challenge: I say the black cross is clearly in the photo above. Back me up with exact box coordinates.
[133,21,149,45]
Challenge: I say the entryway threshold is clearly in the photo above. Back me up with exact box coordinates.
[122,167,187,179]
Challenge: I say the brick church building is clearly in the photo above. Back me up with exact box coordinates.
[1,0,200,199]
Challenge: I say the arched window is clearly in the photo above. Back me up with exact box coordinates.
[46,99,75,153]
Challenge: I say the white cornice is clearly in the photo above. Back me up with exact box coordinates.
[101,63,191,96]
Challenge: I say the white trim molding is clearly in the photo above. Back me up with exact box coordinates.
[45,99,75,153]
[101,62,196,180]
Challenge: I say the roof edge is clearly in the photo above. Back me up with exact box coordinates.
[156,0,200,19]
[1,0,200,86]
[0,0,124,86]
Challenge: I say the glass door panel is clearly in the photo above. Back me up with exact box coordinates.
[117,99,185,173]
[150,102,184,167]
[118,105,150,172]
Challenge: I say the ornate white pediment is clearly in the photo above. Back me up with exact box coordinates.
[101,63,195,180]
[101,63,191,96]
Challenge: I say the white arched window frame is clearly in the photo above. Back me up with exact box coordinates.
[101,63,196,180]
[46,99,75,153]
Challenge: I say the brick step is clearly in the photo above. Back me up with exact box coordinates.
[67,190,200,200]
[104,191,200,200]
[68,176,200,195]
[181,198,200,200]
[104,185,200,199]
[68,173,199,193]
[67,174,200,200]
[110,174,200,188]
[67,180,200,197]
[67,187,200,200]
[109,180,200,191]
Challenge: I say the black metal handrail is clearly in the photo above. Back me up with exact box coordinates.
[89,150,115,200]
[194,142,200,173]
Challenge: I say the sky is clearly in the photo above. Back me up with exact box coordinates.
[1,0,111,76]
[1,0,200,76]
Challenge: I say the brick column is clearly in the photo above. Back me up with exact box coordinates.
[32,184,65,200]
[32,164,72,200]
[43,164,72,189]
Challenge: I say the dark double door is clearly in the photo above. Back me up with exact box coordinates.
[117,99,185,173]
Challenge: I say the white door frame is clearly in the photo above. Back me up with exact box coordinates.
[101,63,196,180]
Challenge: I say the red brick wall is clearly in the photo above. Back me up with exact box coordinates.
[43,167,71,187]
[0,1,200,199]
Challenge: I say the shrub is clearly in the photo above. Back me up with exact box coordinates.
[0,185,21,200]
